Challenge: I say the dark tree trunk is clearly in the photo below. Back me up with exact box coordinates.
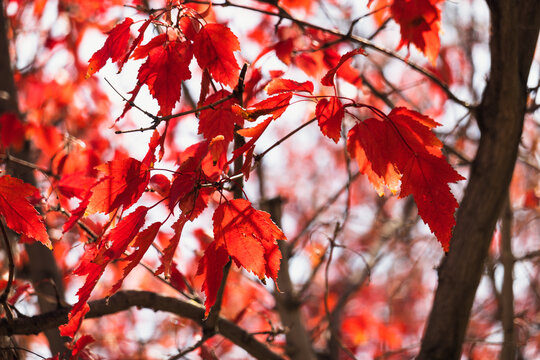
[418,0,540,359]
[0,2,69,357]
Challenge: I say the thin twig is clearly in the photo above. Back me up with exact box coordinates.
[168,336,208,360]
[255,117,317,161]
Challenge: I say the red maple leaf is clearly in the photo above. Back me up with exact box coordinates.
[111,221,162,294]
[87,158,150,214]
[61,207,148,337]
[316,97,345,143]
[391,0,442,64]
[266,78,314,95]
[136,38,193,116]
[347,107,464,250]
[233,93,293,122]
[86,17,134,78]
[0,175,50,248]
[193,23,240,87]
[155,216,187,279]
[196,240,230,313]
[213,199,285,281]
[321,48,365,87]
[198,90,244,143]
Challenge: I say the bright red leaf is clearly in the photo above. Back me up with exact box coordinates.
[347,107,463,250]
[196,241,230,313]
[86,18,134,78]
[0,175,50,248]
[198,90,244,143]
[155,216,187,278]
[62,207,148,337]
[111,221,162,294]
[193,23,240,87]
[213,199,285,281]
[87,158,150,214]
[316,97,345,143]
[266,78,314,95]
[321,48,365,87]
[136,39,193,116]
[233,93,292,122]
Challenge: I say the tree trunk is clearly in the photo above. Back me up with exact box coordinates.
[0,3,69,357]
[418,1,540,359]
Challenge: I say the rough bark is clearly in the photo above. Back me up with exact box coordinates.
[0,3,68,356]
[418,1,540,359]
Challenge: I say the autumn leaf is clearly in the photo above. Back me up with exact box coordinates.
[391,0,442,64]
[346,107,464,250]
[86,17,134,78]
[321,48,365,87]
[213,199,285,281]
[155,216,187,278]
[111,221,162,294]
[136,38,193,116]
[87,158,150,214]
[196,241,230,313]
[193,23,240,87]
[70,335,95,358]
[0,175,50,248]
[62,207,148,337]
[400,152,463,251]
[233,93,292,122]
[118,18,152,73]
[316,97,345,143]
[198,90,244,142]
[57,172,96,199]
[266,78,314,95]
[230,117,273,166]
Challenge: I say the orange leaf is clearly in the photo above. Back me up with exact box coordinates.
[86,18,134,78]
[193,24,240,87]
[87,158,150,214]
[0,175,50,248]
[213,199,285,281]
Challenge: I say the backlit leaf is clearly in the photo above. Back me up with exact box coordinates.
[193,23,240,87]
[0,175,50,248]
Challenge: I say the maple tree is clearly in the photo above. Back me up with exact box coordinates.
[0,0,539,359]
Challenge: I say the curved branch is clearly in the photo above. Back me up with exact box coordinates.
[0,290,283,360]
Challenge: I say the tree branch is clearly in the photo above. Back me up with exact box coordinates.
[0,290,284,360]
